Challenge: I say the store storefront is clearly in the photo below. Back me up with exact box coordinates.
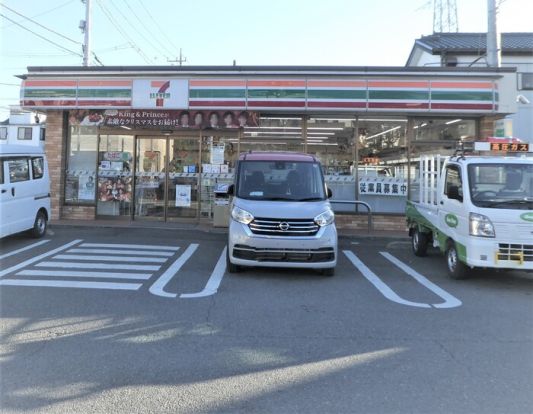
[19,66,518,230]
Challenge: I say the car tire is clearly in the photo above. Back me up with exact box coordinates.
[412,228,429,257]
[31,210,47,238]
[226,247,242,273]
[321,267,335,277]
[446,242,469,280]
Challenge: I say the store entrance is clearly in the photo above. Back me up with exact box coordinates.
[133,136,199,221]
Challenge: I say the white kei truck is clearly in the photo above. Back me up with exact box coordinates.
[406,147,533,279]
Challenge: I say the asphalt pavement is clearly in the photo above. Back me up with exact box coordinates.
[0,225,532,414]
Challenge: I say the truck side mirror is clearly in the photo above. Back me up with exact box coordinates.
[327,187,333,198]
[447,185,462,202]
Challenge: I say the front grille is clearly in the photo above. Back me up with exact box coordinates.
[233,245,334,263]
[249,217,319,236]
[497,243,533,262]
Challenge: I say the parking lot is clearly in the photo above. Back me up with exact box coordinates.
[1,225,532,413]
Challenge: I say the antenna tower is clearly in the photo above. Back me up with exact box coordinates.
[433,0,458,33]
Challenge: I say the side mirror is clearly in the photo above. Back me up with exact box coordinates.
[447,185,462,202]
[327,187,333,198]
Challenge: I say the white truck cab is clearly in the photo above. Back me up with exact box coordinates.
[407,152,533,278]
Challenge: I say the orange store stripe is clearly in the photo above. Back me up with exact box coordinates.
[247,80,306,87]
[368,81,429,88]
[150,81,167,88]
[190,80,246,87]
[24,80,77,87]
[431,81,493,89]
[307,80,366,88]
[78,80,131,87]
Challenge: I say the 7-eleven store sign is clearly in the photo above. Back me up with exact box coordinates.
[132,79,188,109]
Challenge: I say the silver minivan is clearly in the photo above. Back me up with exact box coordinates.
[226,151,338,275]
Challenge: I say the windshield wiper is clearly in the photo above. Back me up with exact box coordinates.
[295,197,324,201]
[487,198,533,207]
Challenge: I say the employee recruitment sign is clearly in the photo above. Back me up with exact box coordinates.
[359,177,407,197]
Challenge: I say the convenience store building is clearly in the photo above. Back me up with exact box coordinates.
[19,65,519,231]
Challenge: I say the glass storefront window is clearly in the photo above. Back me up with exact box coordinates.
[240,117,303,153]
[65,126,98,204]
[97,135,134,217]
[412,118,476,142]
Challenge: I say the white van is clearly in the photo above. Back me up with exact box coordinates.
[0,144,51,238]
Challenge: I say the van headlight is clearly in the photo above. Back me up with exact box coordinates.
[231,206,254,225]
[314,209,335,227]
[469,213,495,237]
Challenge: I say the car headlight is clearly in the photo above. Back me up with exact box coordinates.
[469,213,495,237]
[314,209,335,227]
[231,206,254,225]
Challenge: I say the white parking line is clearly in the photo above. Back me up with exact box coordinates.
[36,261,161,271]
[0,279,142,290]
[150,244,199,298]
[380,252,462,309]
[80,243,180,251]
[0,240,82,278]
[0,240,51,260]
[53,255,167,263]
[343,250,431,308]
[181,247,227,299]
[66,248,175,257]
[16,270,152,280]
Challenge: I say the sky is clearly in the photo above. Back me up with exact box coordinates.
[0,0,531,119]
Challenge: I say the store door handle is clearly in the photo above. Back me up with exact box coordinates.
[11,187,15,196]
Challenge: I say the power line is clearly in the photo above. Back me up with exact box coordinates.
[1,3,81,45]
[0,13,82,57]
[1,0,75,29]
[108,0,170,60]
[95,0,153,64]
[121,0,177,58]
[137,0,180,56]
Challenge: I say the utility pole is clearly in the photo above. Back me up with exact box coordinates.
[167,49,187,66]
[486,0,501,67]
[81,0,92,66]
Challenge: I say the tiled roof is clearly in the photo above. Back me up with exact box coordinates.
[416,32,533,53]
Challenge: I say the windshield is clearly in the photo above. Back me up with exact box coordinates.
[236,160,326,201]
[468,163,533,209]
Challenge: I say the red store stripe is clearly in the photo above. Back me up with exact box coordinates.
[431,103,494,110]
[77,100,131,106]
[308,101,366,108]
[247,101,306,108]
[369,102,429,109]
[189,100,246,107]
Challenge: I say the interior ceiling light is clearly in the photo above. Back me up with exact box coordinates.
[365,126,402,140]
[445,119,462,125]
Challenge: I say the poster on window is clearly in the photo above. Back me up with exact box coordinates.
[78,175,96,200]
[175,185,191,207]
[210,143,225,165]
[98,176,133,202]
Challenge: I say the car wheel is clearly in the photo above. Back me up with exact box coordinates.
[412,228,429,257]
[446,242,469,280]
[226,247,242,273]
[31,210,47,238]
[321,267,335,277]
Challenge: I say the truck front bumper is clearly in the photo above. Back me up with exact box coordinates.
[466,239,533,271]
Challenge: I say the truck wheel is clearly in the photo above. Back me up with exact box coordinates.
[226,247,242,273]
[31,210,47,238]
[320,267,335,277]
[412,228,429,257]
[446,242,469,280]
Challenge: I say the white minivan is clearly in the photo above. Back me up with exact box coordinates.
[0,144,51,238]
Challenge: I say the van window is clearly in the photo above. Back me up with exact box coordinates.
[32,157,44,179]
[8,158,30,183]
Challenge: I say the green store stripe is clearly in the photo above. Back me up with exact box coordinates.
[78,89,131,98]
[189,89,246,99]
[431,91,493,101]
[25,89,77,98]
[248,89,305,99]
[369,90,429,100]
[308,90,366,100]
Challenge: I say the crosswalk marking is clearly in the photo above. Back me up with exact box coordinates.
[17,270,152,280]
[53,254,167,263]
[0,279,142,290]
[66,248,175,257]
[36,261,161,271]
[80,243,180,251]
[0,240,82,278]
[0,240,51,260]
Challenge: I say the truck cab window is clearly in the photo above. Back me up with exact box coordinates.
[445,166,462,201]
